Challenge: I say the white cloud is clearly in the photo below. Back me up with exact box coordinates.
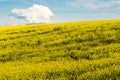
[69,0,120,10]
[11,4,54,23]
[0,15,27,26]
[69,0,98,7]
[90,1,120,10]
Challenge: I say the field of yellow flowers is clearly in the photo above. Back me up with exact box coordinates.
[0,20,120,80]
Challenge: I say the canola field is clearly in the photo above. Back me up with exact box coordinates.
[0,20,120,80]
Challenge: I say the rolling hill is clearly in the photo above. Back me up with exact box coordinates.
[0,20,120,80]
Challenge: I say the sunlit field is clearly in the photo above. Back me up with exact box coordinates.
[0,20,120,80]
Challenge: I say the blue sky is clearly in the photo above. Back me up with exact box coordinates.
[0,0,120,25]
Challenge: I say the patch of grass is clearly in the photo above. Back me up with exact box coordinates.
[0,20,120,80]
